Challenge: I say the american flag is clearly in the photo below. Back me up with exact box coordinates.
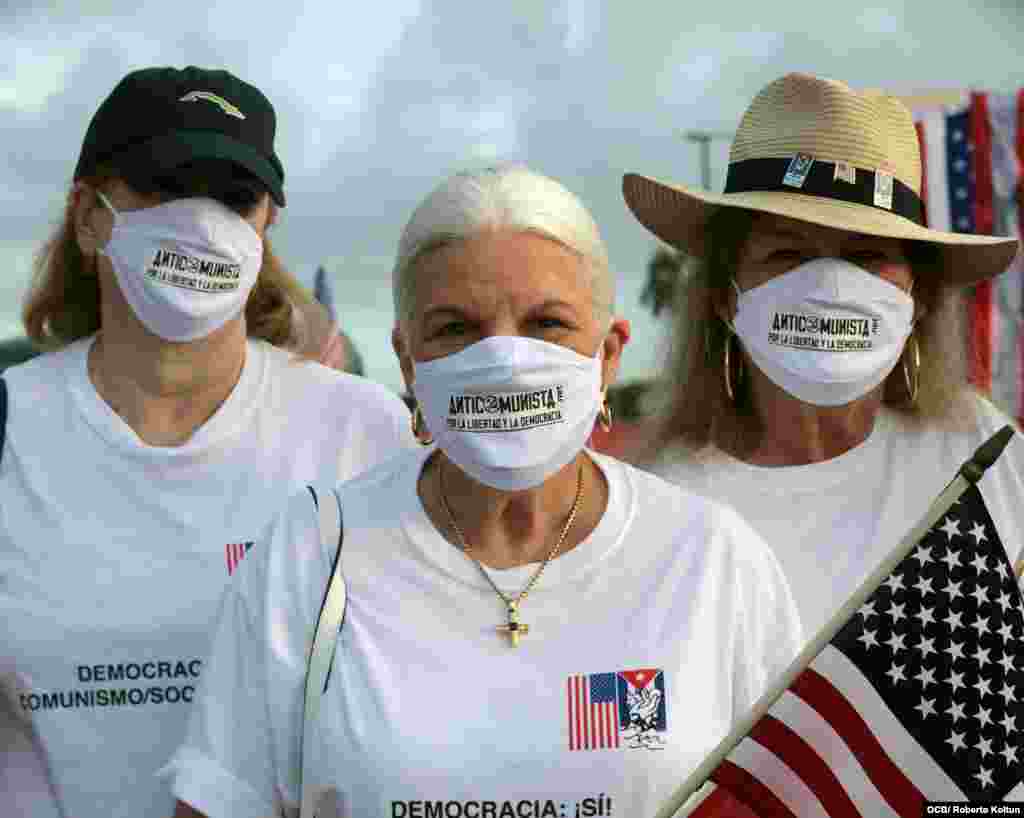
[916,92,1023,424]
[568,672,621,751]
[225,541,253,576]
[312,265,337,322]
[685,482,1024,816]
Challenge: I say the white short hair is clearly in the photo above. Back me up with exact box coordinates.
[392,164,613,332]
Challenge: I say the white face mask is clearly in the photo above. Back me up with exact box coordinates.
[97,191,263,342]
[731,257,915,407]
[413,335,604,491]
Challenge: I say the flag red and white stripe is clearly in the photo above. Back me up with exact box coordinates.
[680,481,1024,817]
[916,92,1024,424]
[225,542,251,576]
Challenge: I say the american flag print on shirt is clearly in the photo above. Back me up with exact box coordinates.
[567,669,666,751]
[225,541,254,576]
[692,484,1024,816]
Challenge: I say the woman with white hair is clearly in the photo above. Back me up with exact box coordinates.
[167,165,802,818]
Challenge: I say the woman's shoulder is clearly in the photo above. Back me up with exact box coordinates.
[602,451,765,548]
[884,389,1021,459]
[2,337,87,391]
[255,339,411,435]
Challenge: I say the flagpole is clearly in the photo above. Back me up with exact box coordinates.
[655,425,1015,818]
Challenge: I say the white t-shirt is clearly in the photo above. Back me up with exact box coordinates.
[0,670,63,818]
[167,448,802,818]
[0,336,414,818]
[652,395,1024,639]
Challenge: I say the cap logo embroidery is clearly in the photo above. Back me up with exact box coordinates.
[178,90,246,120]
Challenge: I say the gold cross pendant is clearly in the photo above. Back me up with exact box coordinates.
[496,601,529,647]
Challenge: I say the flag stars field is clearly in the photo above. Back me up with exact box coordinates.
[916,665,938,689]
[857,629,879,649]
[836,490,1024,797]
[698,476,1024,812]
[887,632,908,654]
[948,670,967,694]
[944,577,964,600]
[918,636,937,659]
[885,573,906,592]
[940,516,962,541]
[916,697,938,719]
[1001,682,1018,705]
[948,700,968,722]
[886,662,907,684]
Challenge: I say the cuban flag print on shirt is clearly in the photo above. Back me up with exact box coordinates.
[567,668,666,751]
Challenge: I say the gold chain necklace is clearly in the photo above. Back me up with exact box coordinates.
[439,460,584,647]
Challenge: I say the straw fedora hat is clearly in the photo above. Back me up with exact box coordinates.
[622,73,1019,288]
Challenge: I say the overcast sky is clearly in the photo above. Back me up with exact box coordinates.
[3,0,1023,391]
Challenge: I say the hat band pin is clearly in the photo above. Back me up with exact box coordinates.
[723,156,924,225]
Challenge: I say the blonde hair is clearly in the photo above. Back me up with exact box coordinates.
[392,164,613,332]
[655,207,976,458]
[24,173,312,350]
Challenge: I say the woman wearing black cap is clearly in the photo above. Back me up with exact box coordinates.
[0,66,413,818]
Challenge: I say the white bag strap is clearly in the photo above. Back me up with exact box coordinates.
[300,486,346,818]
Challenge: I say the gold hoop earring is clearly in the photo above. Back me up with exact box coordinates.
[723,332,744,405]
[411,404,434,446]
[902,331,921,407]
[597,397,613,433]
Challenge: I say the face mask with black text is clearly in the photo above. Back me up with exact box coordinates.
[97,191,263,342]
[413,335,604,491]
[730,257,915,407]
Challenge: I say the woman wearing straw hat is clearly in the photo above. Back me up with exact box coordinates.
[167,165,802,818]
[623,72,1024,638]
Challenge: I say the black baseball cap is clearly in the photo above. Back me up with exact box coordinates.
[74,66,286,206]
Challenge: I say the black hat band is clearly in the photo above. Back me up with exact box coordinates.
[723,156,925,226]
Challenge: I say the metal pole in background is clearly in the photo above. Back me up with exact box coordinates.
[683,130,733,191]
